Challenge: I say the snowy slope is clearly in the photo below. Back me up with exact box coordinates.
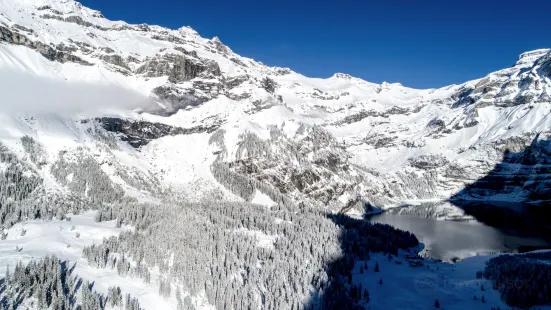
[0,1,551,309]
[0,0,550,211]
[0,212,214,310]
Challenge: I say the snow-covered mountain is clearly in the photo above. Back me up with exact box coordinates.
[2,1,551,310]
[1,0,551,213]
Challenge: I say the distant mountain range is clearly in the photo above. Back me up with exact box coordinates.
[1,0,550,214]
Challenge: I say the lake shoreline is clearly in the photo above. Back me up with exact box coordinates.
[366,201,551,262]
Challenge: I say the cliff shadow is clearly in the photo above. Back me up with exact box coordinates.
[449,134,551,239]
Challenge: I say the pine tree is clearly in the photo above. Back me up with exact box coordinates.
[349,285,357,300]
[176,289,184,310]
[434,299,440,308]
[6,288,15,310]
[108,286,122,307]
[363,288,370,303]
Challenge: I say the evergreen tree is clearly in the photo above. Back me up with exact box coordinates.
[363,288,370,303]
[0,255,142,310]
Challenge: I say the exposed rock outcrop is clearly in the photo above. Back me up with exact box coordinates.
[97,117,221,147]
[137,54,221,83]
[0,25,93,66]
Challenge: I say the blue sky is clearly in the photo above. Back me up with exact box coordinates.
[79,0,550,88]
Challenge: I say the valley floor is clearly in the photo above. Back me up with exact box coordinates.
[2,212,550,309]
[355,251,551,310]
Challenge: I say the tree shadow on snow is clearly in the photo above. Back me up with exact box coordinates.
[306,213,419,309]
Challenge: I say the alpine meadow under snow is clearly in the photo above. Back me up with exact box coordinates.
[0,0,550,309]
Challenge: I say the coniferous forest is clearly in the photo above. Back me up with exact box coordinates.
[0,255,142,310]
[2,131,550,309]
[0,134,423,309]
[87,198,419,309]
[483,252,551,308]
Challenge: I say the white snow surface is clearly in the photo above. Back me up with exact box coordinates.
[0,0,549,209]
[351,251,547,310]
[0,1,550,308]
[251,189,277,207]
[0,213,214,310]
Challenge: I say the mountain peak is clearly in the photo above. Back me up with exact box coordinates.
[332,73,353,80]
[178,26,199,36]
[516,48,551,66]
[210,36,230,54]
[31,0,91,14]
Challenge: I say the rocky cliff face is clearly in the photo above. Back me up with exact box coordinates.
[0,0,550,212]
[451,134,551,202]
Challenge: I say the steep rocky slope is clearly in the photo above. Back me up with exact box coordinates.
[0,0,550,212]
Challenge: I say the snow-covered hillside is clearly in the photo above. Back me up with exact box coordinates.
[1,0,551,309]
[0,0,550,211]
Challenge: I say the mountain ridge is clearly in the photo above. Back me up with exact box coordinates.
[0,0,550,214]
[0,2,550,309]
